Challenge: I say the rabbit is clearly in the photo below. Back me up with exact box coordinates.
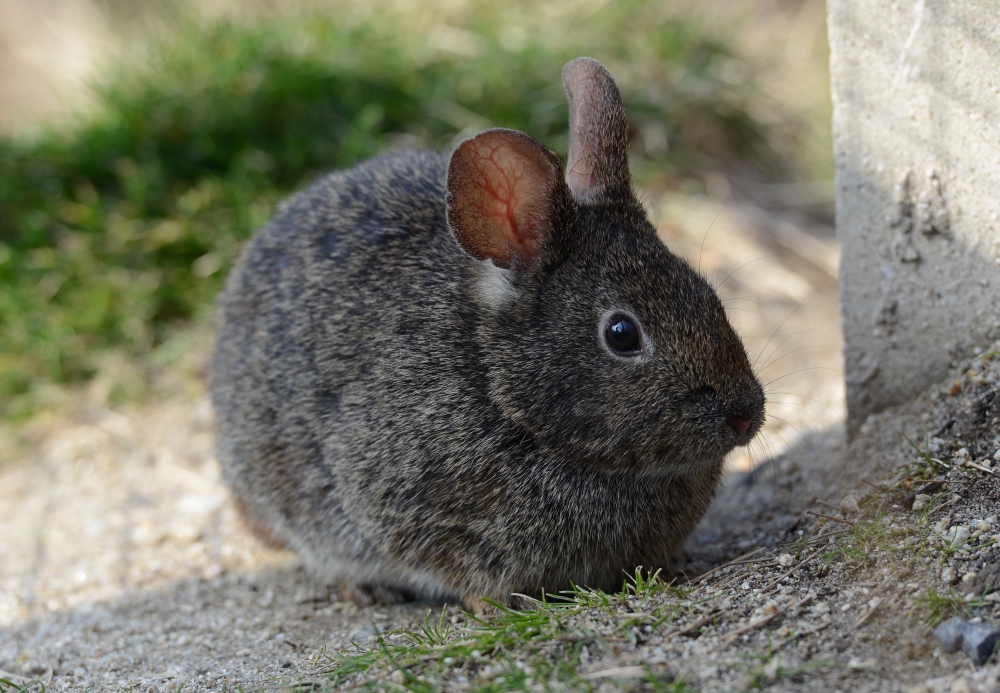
[208,57,765,610]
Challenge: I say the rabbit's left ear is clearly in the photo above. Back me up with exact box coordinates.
[562,57,632,204]
[447,128,573,269]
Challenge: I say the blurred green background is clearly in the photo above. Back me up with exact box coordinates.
[0,0,832,424]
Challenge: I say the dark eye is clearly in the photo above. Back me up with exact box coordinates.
[604,315,642,354]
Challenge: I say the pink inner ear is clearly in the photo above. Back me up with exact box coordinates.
[565,69,602,197]
[562,57,630,203]
[448,130,559,268]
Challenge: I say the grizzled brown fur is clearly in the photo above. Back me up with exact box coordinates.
[209,58,765,609]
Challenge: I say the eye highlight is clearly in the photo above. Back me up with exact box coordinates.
[604,314,642,354]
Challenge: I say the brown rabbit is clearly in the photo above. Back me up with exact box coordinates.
[209,58,765,610]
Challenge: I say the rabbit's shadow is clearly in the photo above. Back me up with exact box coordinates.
[682,422,854,577]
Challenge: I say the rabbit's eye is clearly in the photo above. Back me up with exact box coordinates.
[604,315,641,354]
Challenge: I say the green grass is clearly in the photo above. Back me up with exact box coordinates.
[913,588,989,628]
[820,510,901,571]
[898,433,953,481]
[0,0,802,419]
[297,566,837,691]
[0,680,44,693]
[310,570,697,691]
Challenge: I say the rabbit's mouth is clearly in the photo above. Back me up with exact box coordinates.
[724,409,765,447]
[672,384,766,453]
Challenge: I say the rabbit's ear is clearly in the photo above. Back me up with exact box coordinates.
[562,58,631,204]
[447,129,572,269]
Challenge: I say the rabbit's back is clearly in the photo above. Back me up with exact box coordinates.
[210,150,478,595]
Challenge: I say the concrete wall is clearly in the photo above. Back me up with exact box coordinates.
[827,0,1000,436]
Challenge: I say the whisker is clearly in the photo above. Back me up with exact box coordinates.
[759,427,793,470]
[741,326,828,340]
[766,414,805,438]
[758,344,839,374]
[724,307,770,315]
[722,296,772,309]
[752,293,813,369]
[762,367,843,388]
[749,324,828,362]
[765,400,827,421]
[714,255,772,293]
[753,431,783,489]
[750,437,766,499]
[698,201,731,277]
[764,391,839,413]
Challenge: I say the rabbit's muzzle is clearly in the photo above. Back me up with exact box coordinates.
[722,390,766,447]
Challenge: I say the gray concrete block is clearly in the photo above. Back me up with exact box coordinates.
[827,0,1000,435]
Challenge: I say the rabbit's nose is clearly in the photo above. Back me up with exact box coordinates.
[726,416,752,433]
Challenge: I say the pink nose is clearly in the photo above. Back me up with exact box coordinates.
[727,417,752,433]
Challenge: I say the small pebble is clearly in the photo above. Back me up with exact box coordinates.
[951,679,971,693]
[777,553,794,567]
[931,617,999,666]
[349,626,380,641]
[949,526,971,549]
[942,567,956,584]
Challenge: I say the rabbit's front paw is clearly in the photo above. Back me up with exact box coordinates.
[339,581,416,606]
[462,592,533,616]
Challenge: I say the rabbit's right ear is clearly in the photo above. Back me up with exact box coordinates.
[447,129,573,270]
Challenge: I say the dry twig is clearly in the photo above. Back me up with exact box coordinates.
[806,510,854,526]
[966,462,998,478]
[805,529,851,545]
[583,665,648,680]
[854,586,907,629]
[814,499,844,513]
[692,547,765,583]
[926,497,960,517]
[665,609,727,638]
[776,621,830,650]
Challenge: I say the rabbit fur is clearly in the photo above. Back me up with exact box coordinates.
[209,58,765,609]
